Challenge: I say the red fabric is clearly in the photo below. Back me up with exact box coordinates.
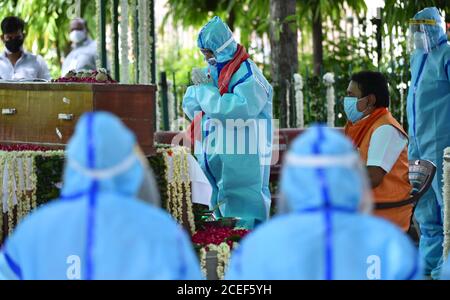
[344,108,389,147]
[218,44,250,95]
[185,111,204,147]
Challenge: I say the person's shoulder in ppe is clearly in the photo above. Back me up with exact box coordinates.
[0,196,202,279]
[439,43,450,80]
[226,213,422,280]
[343,214,423,279]
[228,59,272,96]
[440,258,450,279]
[0,199,83,279]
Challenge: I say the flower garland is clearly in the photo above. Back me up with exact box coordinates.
[30,156,38,210]
[192,225,249,279]
[199,247,207,279]
[13,158,23,224]
[286,79,291,127]
[323,72,335,128]
[181,147,196,234]
[443,147,450,260]
[130,0,139,83]
[7,159,14,235]
[172,149,184,221]
[162,149,175,218]
[0,150,64,243]
[23,155,32,220]
[75,0,82,17]
[110,2,117,81]
[0,144,52,152]
[95,0,102,69]
[168,80,175,125]
[137,0,150,84]
[293,73,304,128]
[197,243,232,280]
[158,147,196,234]
[206,242,233,280]
[120,0,130,84]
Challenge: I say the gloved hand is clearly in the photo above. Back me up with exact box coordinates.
[191,68,211,85]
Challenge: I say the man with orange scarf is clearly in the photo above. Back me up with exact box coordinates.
[344,71,412,232]
[182,16,273,229]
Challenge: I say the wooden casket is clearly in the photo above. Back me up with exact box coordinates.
[0,83,155,154]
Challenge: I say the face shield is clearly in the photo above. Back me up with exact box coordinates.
[408,19,437,53]
[133,146,161,207]
[277,151,374,215]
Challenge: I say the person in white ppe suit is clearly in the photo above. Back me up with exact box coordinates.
[226,125,422,280]
[0,112,202,280]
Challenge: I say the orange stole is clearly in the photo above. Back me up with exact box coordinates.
[345,109,412,231]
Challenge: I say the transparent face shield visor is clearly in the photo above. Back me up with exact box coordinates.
[408,19,436,53]
[277,151,374,215]
[134,146,161,207]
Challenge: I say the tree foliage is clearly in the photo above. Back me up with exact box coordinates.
[0,0,97,78]
[384,0,450,34]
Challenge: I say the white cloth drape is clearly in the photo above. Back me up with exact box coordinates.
[164,154,212,207]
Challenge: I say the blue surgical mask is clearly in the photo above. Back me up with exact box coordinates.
[344,96,367,123]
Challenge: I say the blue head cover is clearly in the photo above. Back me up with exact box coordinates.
[197,16,238,63]
[413,7,447,48]
[61,112,144,199]
[280,125,366,213]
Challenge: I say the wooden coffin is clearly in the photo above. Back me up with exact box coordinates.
[0,83,155,154]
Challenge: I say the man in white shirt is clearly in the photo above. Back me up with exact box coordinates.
[344,71,413,231]
[0,16,50,81]
[61,18,97,77]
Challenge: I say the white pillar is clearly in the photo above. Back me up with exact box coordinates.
[293,74,304,128]
[323,72,335,128]
[120,0,130,83]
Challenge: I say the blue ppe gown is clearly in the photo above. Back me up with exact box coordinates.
[406,7,450,279]
[441,258,450,279]
[182,16,273,229]
[0,112,202,280]
[225,126,422,280]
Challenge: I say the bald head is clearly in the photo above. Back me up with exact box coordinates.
[70,18,87,32]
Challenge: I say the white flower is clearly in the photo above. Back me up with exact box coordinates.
[324,72,336,127]
[1,150,64,241]
[160,147,196,234]
[120,0,130,84]
[293,73,303,89]
[323,72,335,86]
[294,73,304,128]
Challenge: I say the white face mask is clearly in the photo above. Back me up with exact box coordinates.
[69,30,87,44]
